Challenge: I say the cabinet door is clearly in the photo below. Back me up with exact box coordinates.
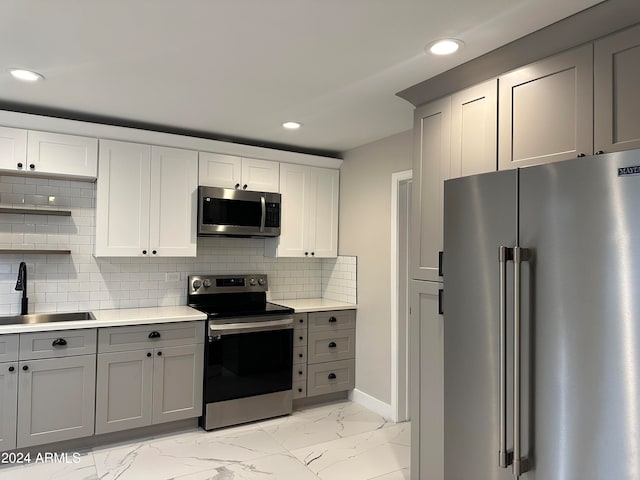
[309,167,339,258]
[409,280,443,480]
[411,97,450,282]
[241,158,280,192]
[498,44,593,169]
[95,140,151,256]
[27,131,98,180]
[95,350,153,434]
[152,344,203,424]
[0,362,18,452]
[149,146,198,257]
[268,163,311,257]
[0,126,27,172]
[198,152,242,188]
[450,79,497,178]
[594,24,640,154]
[17,355,96,448]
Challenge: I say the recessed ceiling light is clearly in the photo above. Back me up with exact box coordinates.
[282,121,302,130]
[9,68,44,82]
[428,39,464,56]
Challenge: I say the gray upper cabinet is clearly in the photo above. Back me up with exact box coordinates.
[594,24,640,154]
[498,44,594,169]
[411,97,451,282]
[450,79,498,177]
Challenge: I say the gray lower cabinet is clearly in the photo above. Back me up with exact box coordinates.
[0,361,18,452]
[95,322,204,435]
[17,354,96,448]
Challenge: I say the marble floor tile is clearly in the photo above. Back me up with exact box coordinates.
[173,453,320,480]
[290,423,410,480]
[92,426,286,480]
[5,400,409,480]
[262,400,390,451]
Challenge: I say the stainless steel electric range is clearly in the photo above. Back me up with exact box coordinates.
[187,273,294,430]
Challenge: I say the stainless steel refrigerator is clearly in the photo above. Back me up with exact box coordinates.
[442,150,640,480]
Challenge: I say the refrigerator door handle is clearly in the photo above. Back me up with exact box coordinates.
[513,247,530,477]
[498,246,513,469]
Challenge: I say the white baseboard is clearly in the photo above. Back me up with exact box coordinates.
[349,388,393,420]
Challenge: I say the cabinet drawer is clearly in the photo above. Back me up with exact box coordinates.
[294,330,307,347]
[293,380,307,399]
[307,359,355,397]
[0,334,19,362]
[293,313,308,330]
[293,345,307,364]
[19,329,96,360]
[293,364,307,382]
[308,310,356,332]
[98,321,205,353]
[308,329,355,364]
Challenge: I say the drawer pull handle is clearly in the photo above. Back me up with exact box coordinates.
[328,342,337,348]
[328,316,337,323]
[299,336,304,341]
[299,318,304,323]
[148,331,161,339]
[328,373,336,380]
[299,353,304,358]
[52,338,67,347]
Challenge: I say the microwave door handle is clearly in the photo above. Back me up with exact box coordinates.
[260,195,266,233]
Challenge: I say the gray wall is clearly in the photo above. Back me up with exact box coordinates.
[339,129,413,405]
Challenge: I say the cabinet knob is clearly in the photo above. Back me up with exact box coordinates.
[52,338,67,347]
[311,252,315,256]
[157,351,162,356]
[298,370,303,375]
[595,150,605,155]
[577,153,586,158]
[328,341,337,348]
[328,373,336,380]
[243,184,248,190]
[142,250,147,255]
[299,318,304,323]
[8,366,14,372]
[147,352,152,357]
[328,316,337,323]
[152,250,157,255]
[299,335,304,341]
[304,252,309,256]
[148,331,161,339]
[298,387,303,393]
[298,353,304,358]
[22,365,29,371]
[235,183,240,189]
[17,162,23,169]
[29,163,35,170]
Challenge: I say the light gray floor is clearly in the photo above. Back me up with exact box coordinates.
[0,400,410,480]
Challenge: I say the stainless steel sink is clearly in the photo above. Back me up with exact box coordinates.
[0,311,96,326]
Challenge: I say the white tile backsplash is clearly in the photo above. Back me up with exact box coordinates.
[0,176,357,314]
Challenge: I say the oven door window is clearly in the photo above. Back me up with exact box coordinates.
[202,197,262,227]
[205,328,293,403]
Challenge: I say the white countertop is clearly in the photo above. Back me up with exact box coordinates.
[0,306,206,335]
[271,298,357,313]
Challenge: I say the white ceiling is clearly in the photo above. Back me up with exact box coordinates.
[0,0,601,156]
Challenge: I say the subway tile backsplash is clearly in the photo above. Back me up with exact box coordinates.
[0,176,357,314]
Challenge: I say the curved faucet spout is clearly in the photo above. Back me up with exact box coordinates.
[15,262,28,315]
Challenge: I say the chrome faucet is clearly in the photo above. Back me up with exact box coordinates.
[15,262,28,315]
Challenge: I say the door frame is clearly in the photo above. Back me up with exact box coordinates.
[391,169,412,422]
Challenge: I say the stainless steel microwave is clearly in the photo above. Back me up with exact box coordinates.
[198,186,281,237]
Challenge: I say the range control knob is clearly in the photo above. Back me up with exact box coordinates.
[249,277,257,286]
[192,279,202,291]
[203,279,211,288]
[258,277,266,286]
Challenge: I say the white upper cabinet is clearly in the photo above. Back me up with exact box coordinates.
[594,24,640,154]
[199,152,279,192]
[265,163,339,258]
[0,127,97,180]
[96,140,197,257]
[498,44,593,169]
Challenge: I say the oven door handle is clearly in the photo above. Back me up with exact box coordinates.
[209,317,293,336]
